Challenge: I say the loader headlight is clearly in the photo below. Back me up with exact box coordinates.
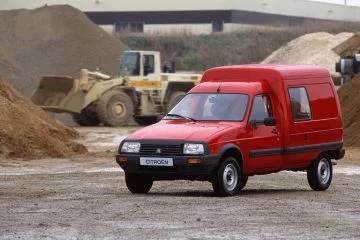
[121,142,141,153]
[183,143,204,155]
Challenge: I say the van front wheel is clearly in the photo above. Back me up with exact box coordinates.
[212,157,242,196]
[125,173,153,194]
[307,155,332,191]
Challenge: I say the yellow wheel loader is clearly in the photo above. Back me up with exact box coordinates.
[31,51,202,126]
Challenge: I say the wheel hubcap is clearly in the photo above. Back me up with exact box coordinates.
[223,164,238,191]
[318,159,330,185]
[113,103,125,116]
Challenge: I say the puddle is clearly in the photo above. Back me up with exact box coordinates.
[0,166,123,176]
[75,126,140,152]
[335,166,360,175]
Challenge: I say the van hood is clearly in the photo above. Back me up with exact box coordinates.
[127,121,242,142]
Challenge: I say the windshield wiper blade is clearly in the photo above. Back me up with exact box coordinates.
[166,114,196,121]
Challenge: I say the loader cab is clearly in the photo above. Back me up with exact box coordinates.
[120,51,161,80]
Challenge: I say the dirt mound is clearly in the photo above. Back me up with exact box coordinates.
[338,74,360,147]
[0,78,87,159]
[262,32,353,74]
[0,5,128,97]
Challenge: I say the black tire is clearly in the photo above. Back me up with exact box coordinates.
[307,155,333,191]
[97,91,134,127]
[134,116,158,126]
[239,175,248,191]
[212,157,242,197]
[72,110,100,126]
[166,91,186,113]
[125,173,153,194]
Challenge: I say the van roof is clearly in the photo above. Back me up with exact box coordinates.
[201,64,331,83]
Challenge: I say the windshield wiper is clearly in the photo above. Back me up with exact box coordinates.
[166,113,196,121]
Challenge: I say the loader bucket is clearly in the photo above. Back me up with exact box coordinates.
[333,33,360,57]
[31,76,85,114]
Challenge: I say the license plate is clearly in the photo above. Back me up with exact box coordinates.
[140,157,174,166]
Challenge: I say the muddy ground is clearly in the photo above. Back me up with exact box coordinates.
[1,127,360,239]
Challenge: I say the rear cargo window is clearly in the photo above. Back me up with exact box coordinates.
[288,87,312,121]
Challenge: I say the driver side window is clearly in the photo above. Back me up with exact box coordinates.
[249,95,273,123]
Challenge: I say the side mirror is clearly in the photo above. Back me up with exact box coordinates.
[264,117,276,126]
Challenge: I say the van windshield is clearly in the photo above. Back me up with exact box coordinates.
[166,93,249,121]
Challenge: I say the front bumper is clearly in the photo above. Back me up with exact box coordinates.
[116,154,220,180]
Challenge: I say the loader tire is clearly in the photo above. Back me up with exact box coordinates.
[166,91,186,113]
[72,109,100,127]
[97,91,134,127]
[72,112,100,126]
[133,116,158,126]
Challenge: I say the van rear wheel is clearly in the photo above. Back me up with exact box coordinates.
[125,173,153,194]
[212,157,242,196]
[307,155,332,191]
[97,91,134,127]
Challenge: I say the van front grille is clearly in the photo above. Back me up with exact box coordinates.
[140,144,183,156]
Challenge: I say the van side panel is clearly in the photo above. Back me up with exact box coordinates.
[309,83,339,119]
[283,78,343,169]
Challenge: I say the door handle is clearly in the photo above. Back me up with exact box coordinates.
[271,129,279,135]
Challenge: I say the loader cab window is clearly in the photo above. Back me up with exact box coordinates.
[120,52,140,76]
[143,55,154,76]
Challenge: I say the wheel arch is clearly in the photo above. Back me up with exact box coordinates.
[218,144,244,170]
[105,86,139,106]
[321,149,344,161]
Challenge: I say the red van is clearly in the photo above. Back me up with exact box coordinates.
[116,65,345,196]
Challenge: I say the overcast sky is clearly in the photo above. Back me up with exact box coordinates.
[309,0,360,6]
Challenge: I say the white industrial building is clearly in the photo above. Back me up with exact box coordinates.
[1,0,360,34]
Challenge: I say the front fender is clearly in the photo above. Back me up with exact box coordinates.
[217,143,244,168]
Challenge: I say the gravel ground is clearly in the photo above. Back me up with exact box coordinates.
[1,127,360,240]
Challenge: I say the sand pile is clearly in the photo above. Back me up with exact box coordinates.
[0,5,128,97]
[0,78,87,159]
[338,74,360,147]
[262,32,353,74]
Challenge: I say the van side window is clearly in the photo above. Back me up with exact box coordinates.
[249,95,273,123]
[288,87,311,121]
[143,55,154,76]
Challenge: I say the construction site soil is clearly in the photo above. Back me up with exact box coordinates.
[0,5,128,97]
[1,127,360,239]
[0,78,86,159]
[338,74,360,147]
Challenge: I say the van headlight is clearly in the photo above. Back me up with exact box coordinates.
[183,143,204,155]
[121,142,141,153]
